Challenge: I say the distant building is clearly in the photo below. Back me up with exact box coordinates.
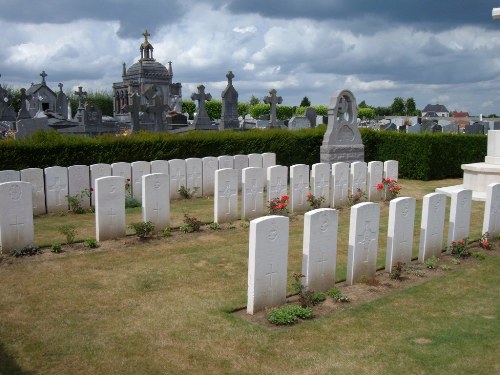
[451,111,470,127]
[423,104,449,117]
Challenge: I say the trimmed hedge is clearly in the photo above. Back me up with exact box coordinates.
[0,128,487,180]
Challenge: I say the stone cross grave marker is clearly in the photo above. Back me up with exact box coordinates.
[263,88,283,128]
[44,166,68,213]
[142,173,170,232]
[95,176,126,242]
[347,202,380,285]
[311,163,330,208]
[418,192,446,262]
[267,165,288,203]
[447,188,472,245]
[191,84,213,130]
[220,71,240,130]
[483,183,500,237]
[20,168,46,215]
[247,215,289,314]
[302,208,338,291]
[385,197,416,272]
[202,156,218,196]
[290,164,309,213]
[214,168,238,224]
[242,167,265,220]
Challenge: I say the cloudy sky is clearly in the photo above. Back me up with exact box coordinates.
[1,0,500,115]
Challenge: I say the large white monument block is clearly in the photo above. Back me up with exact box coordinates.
[290,164,309,213]
[385,197,416,272]
[302,208,338,291]
[346,202,380,285]
[483,183,500,237]
[0,182,34,253]
[247,215,289,314]
[142,173,170,232]
[95,176,126,242]
[214,168,238,223]
[44,166,68,213]
[418,193,446,262]
[241,167,265,220]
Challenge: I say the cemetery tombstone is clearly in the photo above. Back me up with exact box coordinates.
[150,160,169,175]
[302,208,338,291]
[131,161,151,202]
[248,153,263,168]
[267,165,288,203]
[218,155,234,170]
[111,162,132,181]
[383,160,399,181]
[142,173,170,232]
[406,124,421,133]
[288,116,310,130]
[68,165,91,210]
[464,123,485,134]
[320,89,364,163]
[431,124,442,133]
[191,84,213,130]
[20,168,46,215]
[310,163,331,208]
[385,197,416,272]
[290,164,310,213]
[442,124,459,133]
[247,215,289,314]
[234,155,249,191]
[350,161,367,195]
[263,89,283,128]
[95,176,126,241]
[331,162,349,208]
[169,159,187,200]
[0,181,34,252]
[305,107,317,128]
[483,183,500,237]
[418,192,446,262]
[44,166,68,213]
[220,71,240,130]
[214,168,238,224]
[0,170,20,183]
[186,158,203,197]
[241,167,265,220]
[447,188,472,245]
[202,156,218,196]
[90,163,112,205]
[346,202,380,285]
[262,153,276,170]
[367,161,383,201]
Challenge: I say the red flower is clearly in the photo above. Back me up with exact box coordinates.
[306,193,313,199]
[89,187,94,192]
[377,183,384,190]
[281,195,289,201]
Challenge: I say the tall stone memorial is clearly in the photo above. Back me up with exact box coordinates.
[320,89,364,164]
[191,84,213,130]
[220,71,239,130]
[263,89,283,128]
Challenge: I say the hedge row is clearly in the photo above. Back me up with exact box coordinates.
[0,128,487,180]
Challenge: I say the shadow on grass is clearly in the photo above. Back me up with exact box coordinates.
[0,342,32,375]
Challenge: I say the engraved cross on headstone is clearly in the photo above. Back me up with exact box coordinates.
[265,263,278,299]
[358,222,376,263]
[263,88,283,128]
[318,251,328,278]
[270,176,286,199]
[49,177,66,206]
[246,178,260,211]
[10,215,24,241]
[294,174,309,205]
[316,172,329,199]
[220,181,236,215]
[108,208,117,227]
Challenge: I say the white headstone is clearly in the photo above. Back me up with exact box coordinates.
[290,164,309,213]
[150,160,169,175]
[44,166,68,213]
[346,202,380,285]
[302,208,338,291]
[168,159,187,199]
[20,168,46,215]
[0,170,20,183]
[247,215,289,314]
[131,161,151,202]
[68,165,91,210]
[331,162,349,208]
[350,161,367,195]
[367,161,383,201]
[447,189,472,245]
[90,163,112,205]
[218,155,234,170]
[186,158,203,197]
[262,152,277,170]
[0,181,34,252]
[384,160,399,181]
[95,176,126,242]
[418,192,446,262]
[234,154,249,191]
[248,153,263,168]
[112,162,132,180]
[311,163,331,208]
[483,183,500,237]
[142,173,170,232]
[202,156,218,196]
[385,197,416,272]
[267,165,288,203]
[214,168,238,223]
[242,167,265,220]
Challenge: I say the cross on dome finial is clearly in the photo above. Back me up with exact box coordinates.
[143,29,150,41]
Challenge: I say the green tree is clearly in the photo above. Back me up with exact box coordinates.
[313,105,328,116]
[182,100,196,119]
[300,96,311,107]
[276,105,294,120]
[248,95,260,106]
[237,102,249,117]
[405,97,417,116]
[205,100,222,120]
[375,106,391,116]
[390,97,406,116]
[358,100,368,108]
[358,107,376,120]
[249,103,270,119]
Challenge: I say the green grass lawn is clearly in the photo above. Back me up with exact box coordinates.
[0,178,498,374]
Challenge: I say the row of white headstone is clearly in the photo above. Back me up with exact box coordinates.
[213,160,398,224]
[247,184,500,314]
[0,153,277,215]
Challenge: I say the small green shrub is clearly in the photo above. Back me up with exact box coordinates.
[84,238,98,248]
[180,214,202,233]
[178,185,199,199]
[162,227,172,237]
[240,220,250,229]
[347,189,366,207]
[267,305,313,326]
[66,188,91,214]
[449,239,470,258]
[327,287,350,302]
[451,258,461,265]
[51,243,62,253]
[209,222,221,230]
[424,256,438,269]
[471,252,486,260]
[440,264,451,271]
[58,224,78,244]
[129,221,155,239]
[11,246,41,257]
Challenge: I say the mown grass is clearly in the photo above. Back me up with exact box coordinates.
[0,178,498,375]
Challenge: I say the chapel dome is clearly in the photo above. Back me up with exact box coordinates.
[125,60,169,80]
